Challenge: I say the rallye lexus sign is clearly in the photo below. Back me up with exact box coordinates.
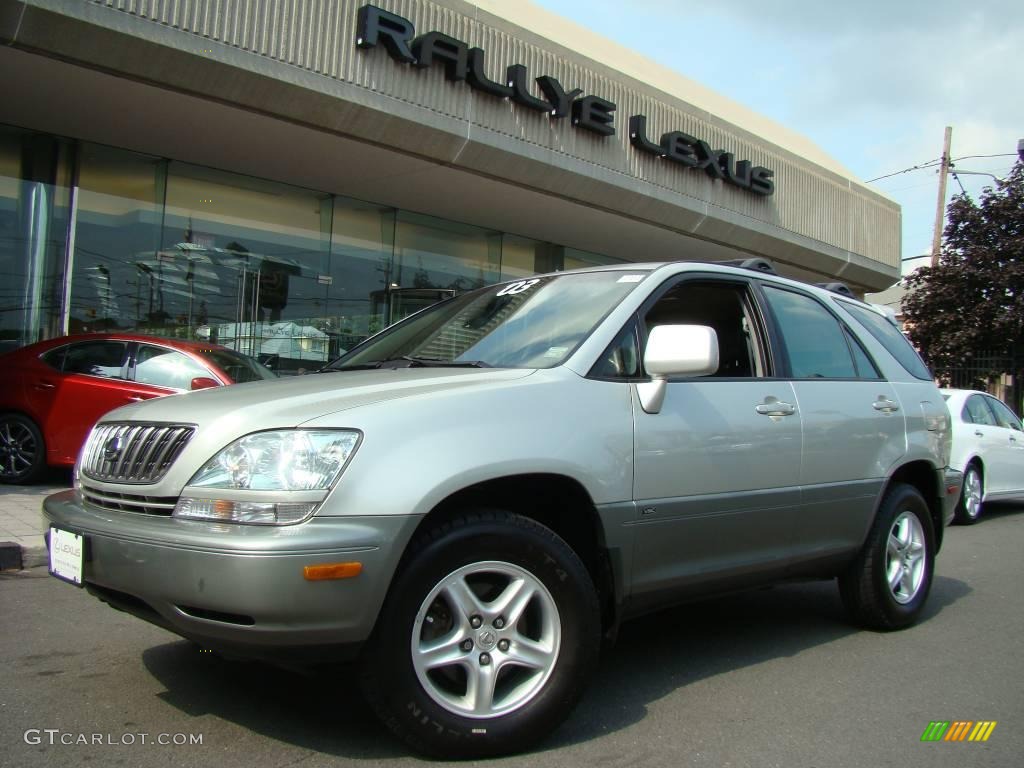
[356,5,775,196]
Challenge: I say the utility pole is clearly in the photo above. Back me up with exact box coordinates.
[930,126,953,266]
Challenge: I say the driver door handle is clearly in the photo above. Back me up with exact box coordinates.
[872,397,900,413]
[755,401,796,417]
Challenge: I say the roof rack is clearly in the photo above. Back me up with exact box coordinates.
[715,257,777,275]
[815,282,855,298]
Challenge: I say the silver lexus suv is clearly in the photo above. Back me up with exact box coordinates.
[44,260,961,758]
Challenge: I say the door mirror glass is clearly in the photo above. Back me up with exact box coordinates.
[644,325,719,378]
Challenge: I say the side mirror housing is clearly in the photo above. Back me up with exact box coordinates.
[638,325,719,414]
[190,376,220,391]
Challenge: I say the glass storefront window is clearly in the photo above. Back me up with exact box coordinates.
[0,127,72,350]
[388,212,501,325]
[326,197,394,355]
[161,163,332,374]
[563,247,626,271]
[70,143,164,336]
[2,124,629,363]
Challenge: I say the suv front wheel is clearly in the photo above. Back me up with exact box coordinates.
[360,510,601,758]
[839,483,935,631]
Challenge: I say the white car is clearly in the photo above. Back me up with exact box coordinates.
[942,388,1024,524]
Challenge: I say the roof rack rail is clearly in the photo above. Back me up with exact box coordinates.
[815,282,855,298]
[715,257,777,275]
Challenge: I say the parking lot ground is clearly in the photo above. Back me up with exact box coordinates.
[1,505,1022,768]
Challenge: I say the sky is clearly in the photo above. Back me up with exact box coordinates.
[530,0,1023,276]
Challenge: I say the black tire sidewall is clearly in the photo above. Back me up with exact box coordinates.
[0,413,45,484]
[362,513,600,757]
[955,465,982,524]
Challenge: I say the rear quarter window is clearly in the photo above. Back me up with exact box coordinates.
[838,301,933,380]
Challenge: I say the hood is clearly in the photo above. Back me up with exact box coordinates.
[102,367,538,432]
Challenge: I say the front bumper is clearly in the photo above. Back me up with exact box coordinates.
[941,467,964,528]
[43,489,421,662]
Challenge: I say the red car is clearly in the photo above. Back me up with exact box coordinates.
[0,334,276,483]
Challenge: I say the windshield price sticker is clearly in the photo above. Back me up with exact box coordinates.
[617,275,645,283]
[49,527,84,586]
[496,279,540,297]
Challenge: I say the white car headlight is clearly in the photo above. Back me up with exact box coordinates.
[189,430,360,491]
[173,429,360,525]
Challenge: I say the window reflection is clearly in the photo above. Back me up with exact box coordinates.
[2,126,628,363]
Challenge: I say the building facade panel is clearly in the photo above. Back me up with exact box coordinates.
[74,0,898,272]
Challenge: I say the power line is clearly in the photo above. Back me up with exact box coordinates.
[866,160,941,184]
[866,152,1017,185]
[950,171,968,196]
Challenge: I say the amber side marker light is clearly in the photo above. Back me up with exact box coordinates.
[303,562,363,581]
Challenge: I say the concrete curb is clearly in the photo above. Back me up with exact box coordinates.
[0,540,22,570]
[0,540,48,571]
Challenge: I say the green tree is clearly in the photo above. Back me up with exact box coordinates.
[902,161,1024,400]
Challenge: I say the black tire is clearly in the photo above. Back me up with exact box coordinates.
[360,510,601,759]
[0,412,46,484]
[839,483,936,631]
[953,463,983,525]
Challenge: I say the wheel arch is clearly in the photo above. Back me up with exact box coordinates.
[883,460,945,551]
[399,473,620,638]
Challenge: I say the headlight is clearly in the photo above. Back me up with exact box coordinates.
[173,429,360,525]
[189,430,359,491]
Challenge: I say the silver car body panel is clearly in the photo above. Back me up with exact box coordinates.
[43,262,955,656]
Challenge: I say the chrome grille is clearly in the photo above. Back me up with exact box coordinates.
[80,483,178,516]
[81,423,195,484]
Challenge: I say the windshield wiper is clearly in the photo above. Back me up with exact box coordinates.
[323,356,492,371]
[387,356,492,368]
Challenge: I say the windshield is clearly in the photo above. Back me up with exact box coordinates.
[327,271,649,370]
[197,348,278,383]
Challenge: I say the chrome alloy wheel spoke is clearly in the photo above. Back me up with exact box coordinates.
[412,560,561,719]
[886,511,926,604]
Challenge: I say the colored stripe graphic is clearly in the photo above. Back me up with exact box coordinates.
[968,722,997,742]
[921,722,949,741]
[944,721,973,741]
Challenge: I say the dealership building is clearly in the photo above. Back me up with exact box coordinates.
[0,0,900,370]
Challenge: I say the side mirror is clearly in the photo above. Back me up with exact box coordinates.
[190,376,220,391]
[637,325,719,414]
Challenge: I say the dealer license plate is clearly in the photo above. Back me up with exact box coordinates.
[49,526,84,586]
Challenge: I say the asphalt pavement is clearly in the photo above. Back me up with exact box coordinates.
[1,498,1022,768]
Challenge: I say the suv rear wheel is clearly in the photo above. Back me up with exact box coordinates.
[839,483,935,630]
[360,510,601,758]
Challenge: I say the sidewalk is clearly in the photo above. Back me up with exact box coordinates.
[0,470,73,569]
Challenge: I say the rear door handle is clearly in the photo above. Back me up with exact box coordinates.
[975,430,984,437]
[872,397,900,413]
[755,400,796,417]
[33,381,56,391]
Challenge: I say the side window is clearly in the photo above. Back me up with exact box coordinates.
[591,321,641,379]
[845,328,882,379]
[986,396,1022,431]
[642,280,764,378]
[62,341,128,379]
[134,345,209,390]
[762,286,856,378]
[964,395,997,426]
[839,300,933,380]
[40,346,67,372]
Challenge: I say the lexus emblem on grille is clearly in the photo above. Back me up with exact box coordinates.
[103,435,125,463]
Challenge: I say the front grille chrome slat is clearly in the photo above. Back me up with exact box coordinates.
[81,422,195,484]
[80,484,178,516]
